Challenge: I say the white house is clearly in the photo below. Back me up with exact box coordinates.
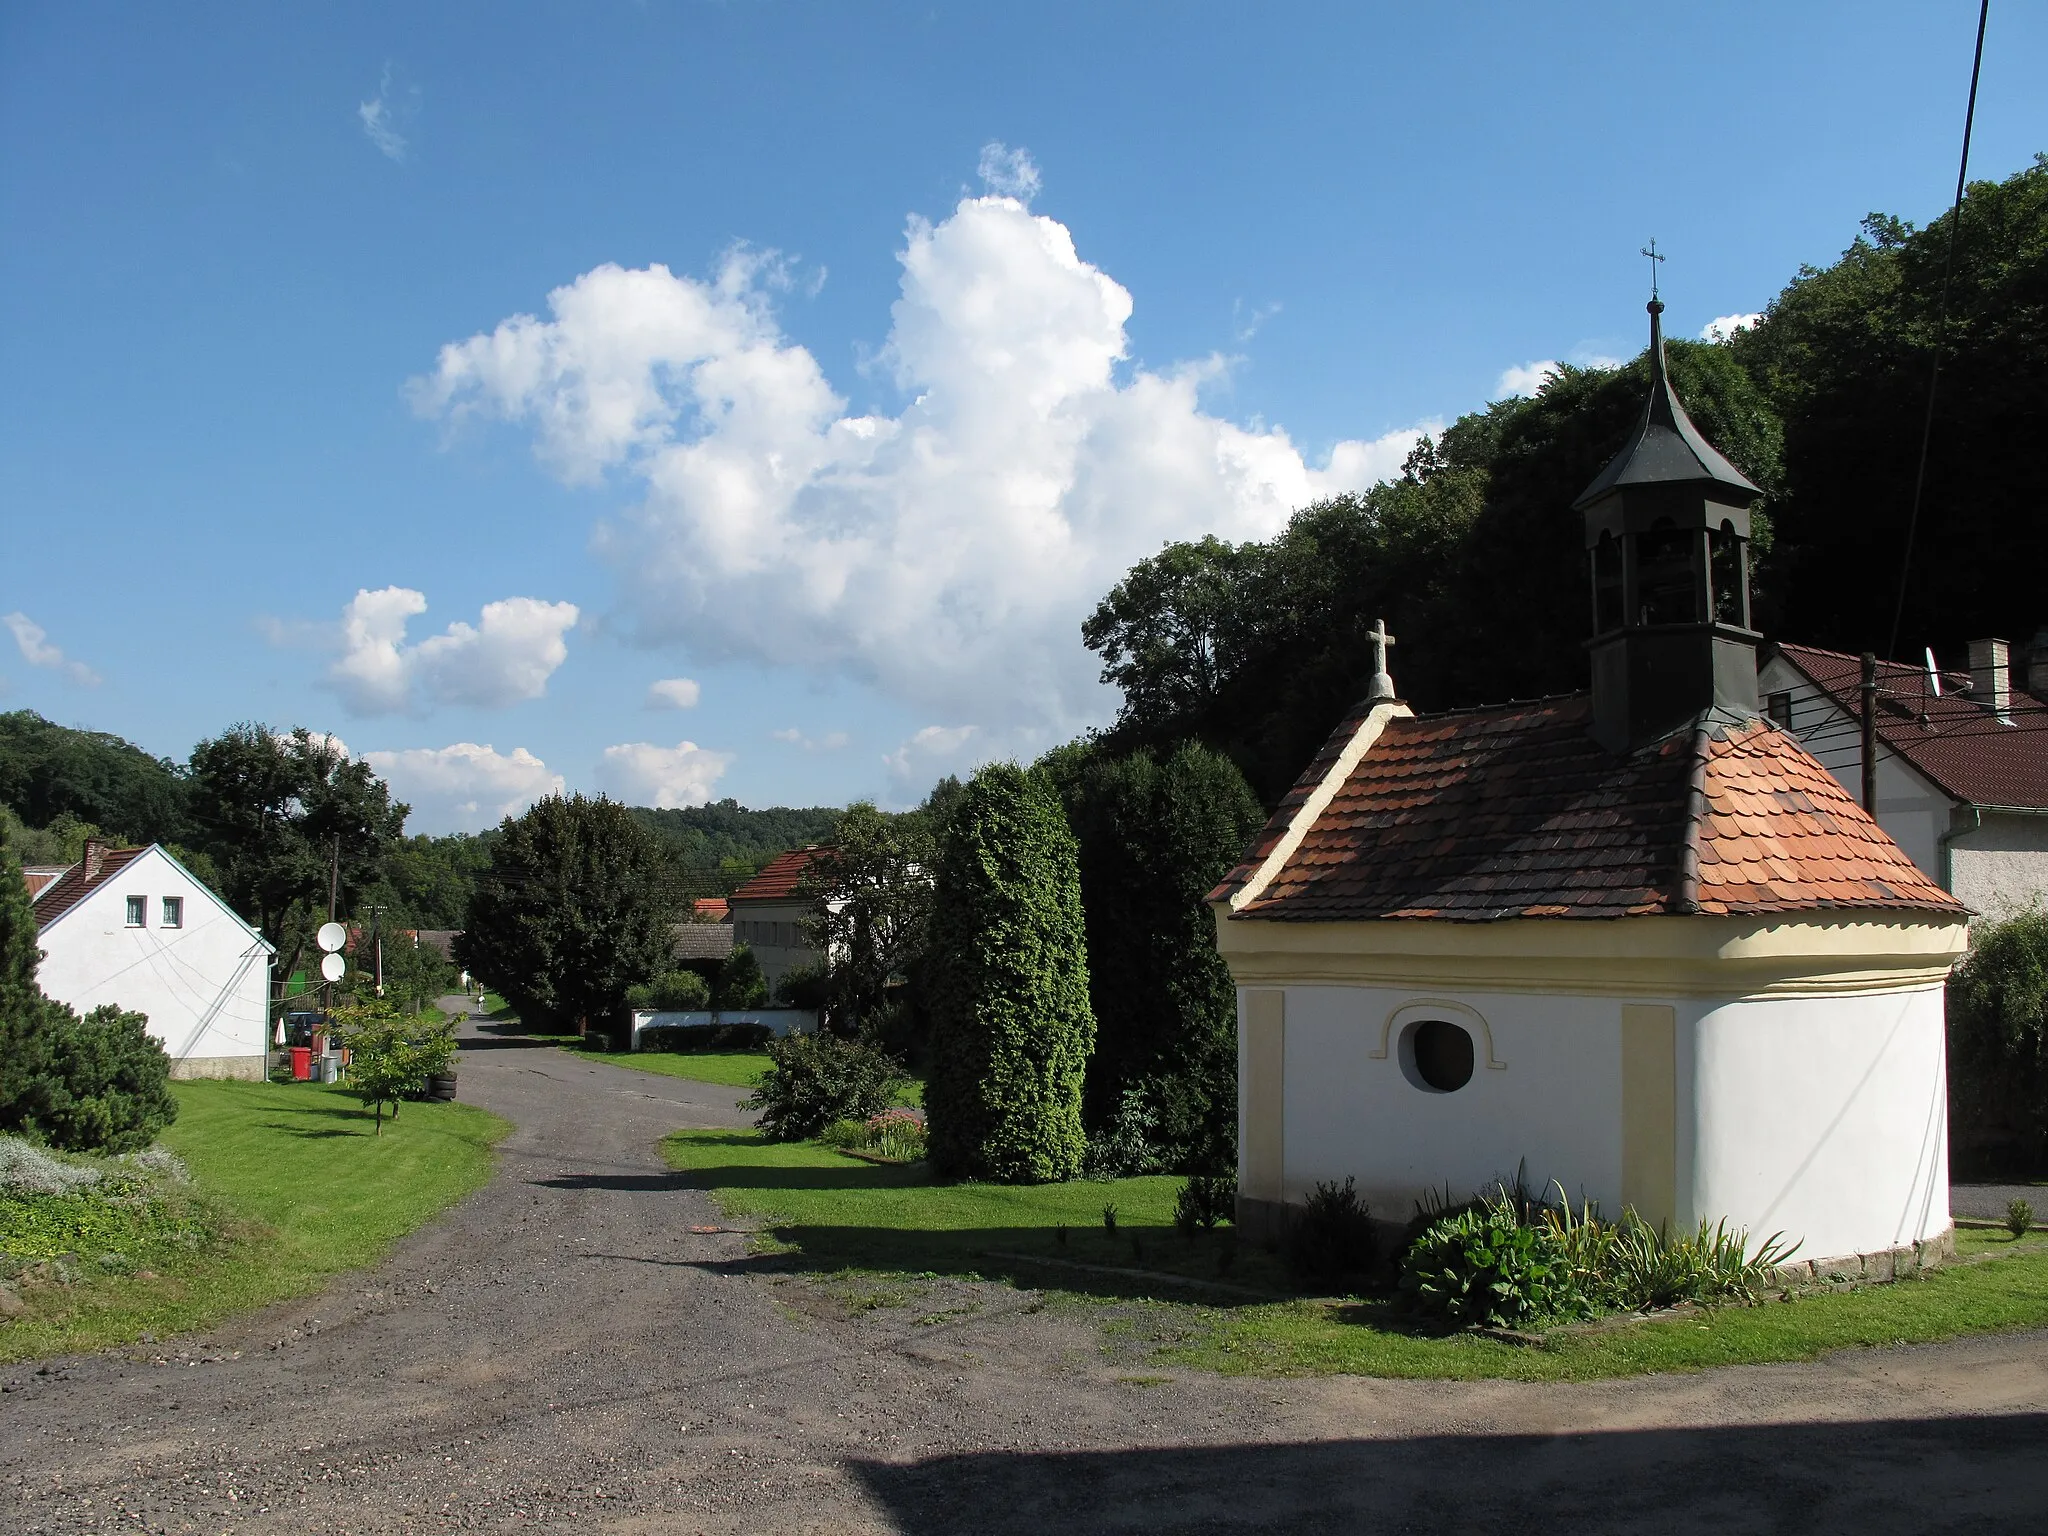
[31,840,273,1080]
[1758,637,2048,923]
[1211,300,1971,1273]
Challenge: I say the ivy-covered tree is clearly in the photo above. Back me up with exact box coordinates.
[923,764,1094,1183]
[455,793,673,1035]
[1043,739,1263,1172]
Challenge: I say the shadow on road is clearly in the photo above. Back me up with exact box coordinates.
[849,1415,2048,1534]
[532,1172,691,1192]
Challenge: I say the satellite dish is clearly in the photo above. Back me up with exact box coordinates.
[317,922,347,954]
[319,952,347,983]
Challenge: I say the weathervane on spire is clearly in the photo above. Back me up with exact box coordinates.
[1641,239,1665,301]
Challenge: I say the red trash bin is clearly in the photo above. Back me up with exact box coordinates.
[290,1046,312,1081]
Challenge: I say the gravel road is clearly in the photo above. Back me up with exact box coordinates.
[4,1004,2047,1534]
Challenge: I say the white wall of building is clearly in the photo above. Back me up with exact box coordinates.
[1260,984,1624,1222]
[730,899,822,994]
[1688,984,1949,1261]
[1254,977,1949,1264]
[1950,811,2048,923]
[36,848,272,1080]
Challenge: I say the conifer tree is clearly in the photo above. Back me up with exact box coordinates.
[924,764,1094,1183]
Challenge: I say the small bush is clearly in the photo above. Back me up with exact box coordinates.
[744,1032,908,1142]
[1084,1086,1162,1179]
[2,1002,178,1155]
[624,970,713,1012]
[1286,1177,1377,1291]
[1399,1196,1575,1327]
[1174,1171,1235,1235]
[636,1022,773,1053]
[712,944,770,1010]
[2009,1198,2035,1239]
[1600,1214,1797,1311]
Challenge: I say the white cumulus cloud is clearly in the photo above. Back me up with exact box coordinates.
[977,141,1042,202]
[363,742,563,833]
[4,612,101,686]
[596,739,735,809]
[1701,312,1763,343]
[647,677,701,709]
[1496,360,1560,398]
[326,587,578,716]
[415,183,1428,737]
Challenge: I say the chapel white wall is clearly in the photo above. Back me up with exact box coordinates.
[1688,984,1949,1260]
[36,849,271,1079]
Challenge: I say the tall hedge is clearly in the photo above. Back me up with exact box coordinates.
[923,764,1095,1183]
[1948,908,2048,1176]
[1044,740,1263,1172]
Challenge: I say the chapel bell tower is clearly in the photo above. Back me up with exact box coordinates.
[1575,297,1763,753]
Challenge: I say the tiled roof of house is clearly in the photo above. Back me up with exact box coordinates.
[728,847,832,904]
[410,929,460,960]
[30,846,150,931]
[671,921,735,962]
[1212,695,1963,923]
[1770,642,2048,811]
[692,897,729,921]
[22,866,70,900]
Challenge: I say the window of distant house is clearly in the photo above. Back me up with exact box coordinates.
[1766,691,1794,728]
[161,896,184,929]
[125,895,146,927]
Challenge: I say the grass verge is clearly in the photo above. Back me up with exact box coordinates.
[664,1128,2048,1381]
[1,1080,508,1364]
[584,1043,925,1106]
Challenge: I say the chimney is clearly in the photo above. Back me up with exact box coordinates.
[2028,627,2048,698]
[1968,637,2012,722]
[82,837,107,881]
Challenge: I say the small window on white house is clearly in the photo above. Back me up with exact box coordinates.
[1399,1018,1475,1093]
[161,896,184,929]
[125,895,146,927]
[1766,691,1793,728]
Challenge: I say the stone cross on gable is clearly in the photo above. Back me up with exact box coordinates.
[1365,617,1398,701]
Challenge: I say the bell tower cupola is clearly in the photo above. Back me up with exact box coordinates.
[1576,296,1762,753]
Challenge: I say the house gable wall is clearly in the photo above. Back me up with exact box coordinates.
[35,847,271,1078]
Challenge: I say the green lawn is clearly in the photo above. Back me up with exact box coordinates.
[1,1080,508,1364]
[664,1127,2048,1382]
[579,1042,925,1106]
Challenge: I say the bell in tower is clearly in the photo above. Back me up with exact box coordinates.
[1576,295,1762,753]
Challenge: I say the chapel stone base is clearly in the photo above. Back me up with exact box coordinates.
[168,1055,267,1082]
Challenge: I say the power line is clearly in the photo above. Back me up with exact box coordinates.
[1886,0,1990,661]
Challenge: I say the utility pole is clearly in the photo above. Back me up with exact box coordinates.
[369,906,386,997]
[1860,652,1879,817]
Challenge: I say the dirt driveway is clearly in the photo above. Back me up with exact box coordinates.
[4,1010,2047,1534]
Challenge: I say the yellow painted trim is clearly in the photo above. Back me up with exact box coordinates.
[1241,990,1285,1202]
[1227,701,1413,912]
[1620,1004,1677,1228]
[1213,911,1967,999]
[1371,998,1506,1069]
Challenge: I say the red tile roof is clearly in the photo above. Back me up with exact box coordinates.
[30,846,150,931]
[692,897,729,921]
[728,846,832,904]
[21,866,69,900]
[1213,696,1963,923]
[1769,642,2048,810]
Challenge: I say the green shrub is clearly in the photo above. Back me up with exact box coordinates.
[773,960,831,1011]
[329,1003,454,1132]
[823,1109,927,1163]
[3,1002,178,1156]
[924,763,1095,1183]
[1599,1214,1797,1311]
[1083,1085,1163,1179]
[712,944,770,1010]
[744,1032,908,1142]
[625,970,713,1012]
[1947,908,2048,1174]
[1399,1195,1577,1327]
[636,1022,773,1053]
[1174,1171,1235,1235]
[1285,1177,1378,1292]
[2009,1198,2035,1239]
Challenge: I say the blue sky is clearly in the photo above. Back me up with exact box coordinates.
[4,2,2042,832]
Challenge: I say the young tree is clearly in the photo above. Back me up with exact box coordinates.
[1044,740,1263,1173]
[712,943,769,1009]
[923,764,1095,1183]
[455,793,673,1034]
[795,802,935,1036]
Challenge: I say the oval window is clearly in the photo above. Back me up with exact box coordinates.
[1402,1019,1474,1093]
